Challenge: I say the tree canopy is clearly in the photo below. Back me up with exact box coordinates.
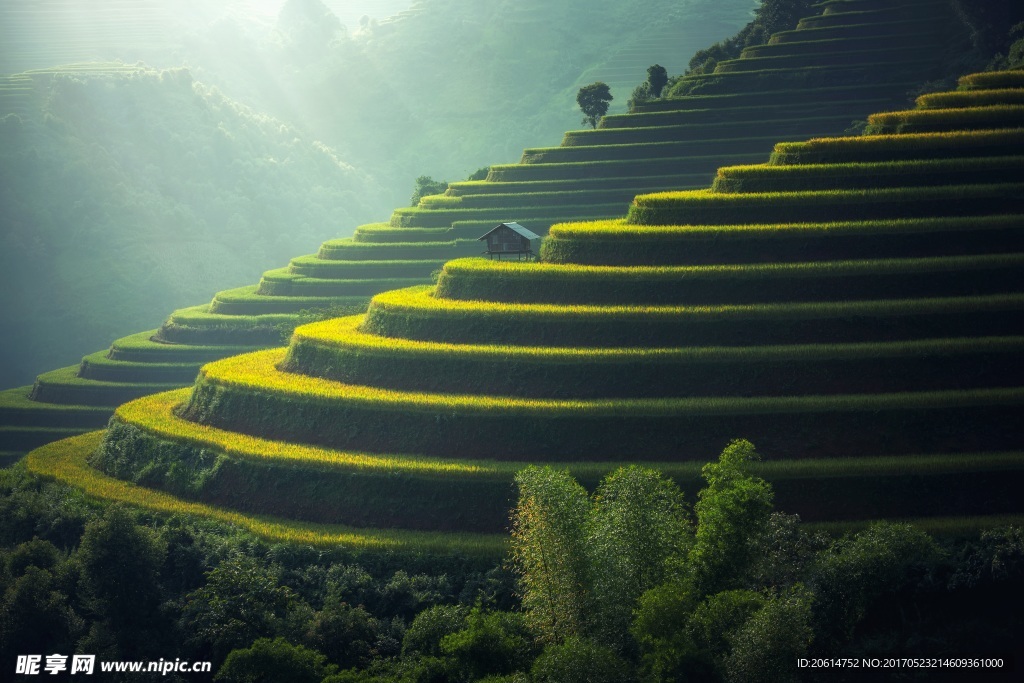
[576,82,613,129]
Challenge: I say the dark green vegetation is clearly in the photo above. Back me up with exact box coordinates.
[26,70,1019,551]
[577,82,613,129]
[0,464,513,682]
[3,445,1021,682]
[0,0,975,460]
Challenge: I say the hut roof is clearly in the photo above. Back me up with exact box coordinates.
[477,222,541,242]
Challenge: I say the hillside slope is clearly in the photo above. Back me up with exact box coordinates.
[0,64,386,389]
[24,69,1024,552]
[0,0,975,462]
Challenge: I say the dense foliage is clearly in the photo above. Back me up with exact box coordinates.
[0,464,513,682]
[3,440,1021,681]
[576,82,614,129]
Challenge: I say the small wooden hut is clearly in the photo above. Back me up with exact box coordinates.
[478,222,540,260]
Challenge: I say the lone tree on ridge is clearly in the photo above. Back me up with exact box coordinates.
[577,81,613,129]
[647,64,668,98]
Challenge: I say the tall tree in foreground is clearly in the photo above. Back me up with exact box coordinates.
[577,82,613,129]
[509,467,591,643]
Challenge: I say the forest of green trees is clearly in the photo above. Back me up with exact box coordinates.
[2,443,1020,682]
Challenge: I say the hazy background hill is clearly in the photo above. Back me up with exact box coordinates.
[0,0,755,388]
[0,65,387,388]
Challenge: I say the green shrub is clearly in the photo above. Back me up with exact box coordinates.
[215,637,336,683]
[530,637,634,683]
[440,608,537,680]
[402,604,469,657]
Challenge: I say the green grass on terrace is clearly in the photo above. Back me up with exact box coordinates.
[94,391,1024,529]
[739,30,943,59]
[77,350,202,383]
[486,154,758,182]
[316,239,479,261]
[353,226,452,243]
[105,330,263,363]
[390,203,627,229]
[2,427,97,453]
[445,173,712,196]
[546,214,1023,240]
[715,45,931,73]
[711,156,1024,193]
[958,71,1024,91]
[916,89,1024,110]
[287,257,447,279]
[0,386,112,426]
[193,348,1024,420]
[182,348,1024,461]
[207,285,369,316]
[420,190,662,210]
[600,99,896,129]
[865,105,1024,135]
[157,305,299,329]
[432,253,1024,305]
[28,365,180,407]
[286,314,1024,399]
[294,316,1024,371]
[562,116,859,146]
[25,431,507,557]
[256,275,427,298]
[626,183,1024,226]
[795,6,922,29]
[766,16,946,45]
[676,59,939,98]
[652,81,920,112]
[541,215,1024,266]
[519,135,808,164]
[769,129,1024,164]
[362,285,1024,348]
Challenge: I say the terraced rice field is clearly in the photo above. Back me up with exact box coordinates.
[0,0,969,466]
[24,70,1024,552]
